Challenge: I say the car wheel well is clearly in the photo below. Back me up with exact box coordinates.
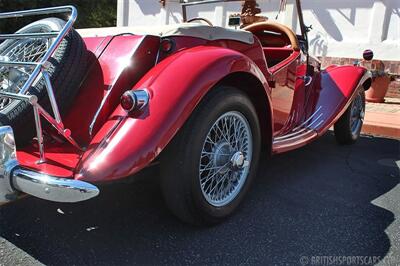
[215,72,272,154]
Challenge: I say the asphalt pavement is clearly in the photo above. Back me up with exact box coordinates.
[0,133,399,265]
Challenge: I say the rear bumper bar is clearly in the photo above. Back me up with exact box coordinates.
[11,168,99,202]
[0,126,99,204]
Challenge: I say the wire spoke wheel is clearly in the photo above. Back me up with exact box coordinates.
[334,88,366,145]
[350,92,365,138]
[0,37,50,111]
[199,111,253,207]
[160,87,261,225]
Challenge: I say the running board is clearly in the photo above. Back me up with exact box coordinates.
[272,106,324,153]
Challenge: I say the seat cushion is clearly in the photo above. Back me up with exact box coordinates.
[78,23,254,44]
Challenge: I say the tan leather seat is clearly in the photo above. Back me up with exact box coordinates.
[243,21,299,51]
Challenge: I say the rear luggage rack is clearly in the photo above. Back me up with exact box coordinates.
[0,6,99,205]
[0,6,82,163]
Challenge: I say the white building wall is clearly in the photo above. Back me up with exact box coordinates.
[117,0,400,61]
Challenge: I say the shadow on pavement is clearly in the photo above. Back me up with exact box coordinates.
[0,134,399,265]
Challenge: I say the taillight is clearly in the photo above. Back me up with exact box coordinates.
[120,89,149,112]
[160,38,174,53]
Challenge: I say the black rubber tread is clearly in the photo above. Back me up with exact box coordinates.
[0,18,88,145]
[160,86,261,225]
[334,89,366,145]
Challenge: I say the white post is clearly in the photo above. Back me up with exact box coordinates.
[117,0,130,27]
[368,1,386,44]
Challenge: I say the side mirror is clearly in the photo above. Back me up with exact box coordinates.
[363,49,374,61]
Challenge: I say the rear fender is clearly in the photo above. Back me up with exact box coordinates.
[75,46,272,182]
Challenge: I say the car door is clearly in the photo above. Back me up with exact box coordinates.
[269,50,312,136]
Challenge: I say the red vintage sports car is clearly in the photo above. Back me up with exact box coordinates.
[0,1,372,225]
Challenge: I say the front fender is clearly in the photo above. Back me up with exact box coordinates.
[313,65,370,135]
[75,46,270,182]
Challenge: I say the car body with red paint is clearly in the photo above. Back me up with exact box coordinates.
[0,1,371,224]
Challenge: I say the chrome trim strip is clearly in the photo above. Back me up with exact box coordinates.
[307,113,324,127]
[313,119,324,129]
[89,85,112,137]
[303,75,313,86]
[273,129,317,147]
[293,106,322,130]
[154,40,161,66]
[274,106,323,141]
[88,35,146,137]
[273,128,313,144]
[273,115,323,144]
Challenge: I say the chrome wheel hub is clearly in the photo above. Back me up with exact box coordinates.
[212,141,231,174]
[199,111,253,207]
[230,151,248,170]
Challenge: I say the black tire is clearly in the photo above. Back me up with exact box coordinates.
[160,86,261,225]
[334,89,366,145]
[0,18,88,145]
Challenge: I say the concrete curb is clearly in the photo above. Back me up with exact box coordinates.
[0,238,43,266]
[363,98,400,139]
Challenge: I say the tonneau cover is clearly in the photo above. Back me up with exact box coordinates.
[78,23,254,44]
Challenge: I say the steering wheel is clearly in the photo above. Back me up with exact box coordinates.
[186,17,214,26]
[243,21,300,51]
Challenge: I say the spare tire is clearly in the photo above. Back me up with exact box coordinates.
[0,17,88,145]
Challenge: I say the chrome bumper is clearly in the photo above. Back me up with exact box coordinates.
[0,126,99,204]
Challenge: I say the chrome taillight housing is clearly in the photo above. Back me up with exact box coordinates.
[120,89,149,112]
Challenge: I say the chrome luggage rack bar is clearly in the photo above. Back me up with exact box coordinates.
[0,6,82,164]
